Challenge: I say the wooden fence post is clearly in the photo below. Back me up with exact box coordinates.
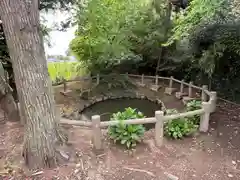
[141,74,144,85]
[180,79,184,93]
[169,76,173,88]
[200,102,211,132]
[188,81,193,98]
[96,74,100,85]
[155,111,164,147]
[92,115,102,150]
[155,75,159,86]
[201,85,208,102]
[210,91,217,112]
[63,79,67,92]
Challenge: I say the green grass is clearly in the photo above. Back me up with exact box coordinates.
[48,61,86,83]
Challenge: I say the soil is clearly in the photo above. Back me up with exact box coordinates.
[0,79,240,180]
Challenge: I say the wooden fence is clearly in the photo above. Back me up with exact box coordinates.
[58,73,217,150]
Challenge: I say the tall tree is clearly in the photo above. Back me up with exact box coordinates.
[0,0,66,168]
[0,0,75,122]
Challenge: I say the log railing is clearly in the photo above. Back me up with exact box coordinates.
[57,73,217,150]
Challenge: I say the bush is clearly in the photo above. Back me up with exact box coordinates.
[108,107,145,148]
[186,100,202,111]
[164,109,198,139]
[186,100,202,125]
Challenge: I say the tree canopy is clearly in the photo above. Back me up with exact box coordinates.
[68,0,240,101]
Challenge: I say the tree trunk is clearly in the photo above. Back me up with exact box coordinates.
[0,92,20,122]
[0,0,67,169]
[0,62,20,122]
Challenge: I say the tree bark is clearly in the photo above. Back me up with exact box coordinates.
[0,0,67,169]
[0,62,20,122]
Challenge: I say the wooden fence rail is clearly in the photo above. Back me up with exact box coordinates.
[58,73,217,150]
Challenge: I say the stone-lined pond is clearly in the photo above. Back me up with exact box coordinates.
[81,98,162,129]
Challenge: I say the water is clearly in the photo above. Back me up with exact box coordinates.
[81,98,162,129]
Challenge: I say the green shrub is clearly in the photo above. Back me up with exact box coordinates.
[164,109,198,139]
[108,107,145,148]
[186,100,202,111]
[186,100,202,125]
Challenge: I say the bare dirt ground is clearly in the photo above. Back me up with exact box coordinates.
[0,82,240,180]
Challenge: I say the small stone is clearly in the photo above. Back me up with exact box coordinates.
[32,171,44,176]
[74,169,80,174]
[219,132,223,136]
[232,161,236,165]
[228,173,233,178]
[76,163,81,168]
[59,150,70,160]
[164,172,179,180]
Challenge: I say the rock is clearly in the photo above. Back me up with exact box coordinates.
[228,173,233,178]
[164,172,179,180]
[96,98,102,102]
[74,169,80,174]
[59,150,70,160]
[32,171,44,176]
[76,163,81,168]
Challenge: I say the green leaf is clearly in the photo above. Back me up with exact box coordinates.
[126,141,131,148]
[121,139,127,144]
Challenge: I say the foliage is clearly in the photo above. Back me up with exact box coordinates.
[48,61,86,84]
[108,107,145,148]
[166,0,233,45]
[186,100,201,125]
[69,0,174,73]
[40,0,75,11]
[97,74,135,90]
[70,0,141,71]
[186,100,201,111]
[164,109,198,139]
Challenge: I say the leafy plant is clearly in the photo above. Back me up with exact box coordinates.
[164,108,198,139]
[186,100,202,111]
[108,107,145,148]
[186,100,202,125]
[166,108,178,115]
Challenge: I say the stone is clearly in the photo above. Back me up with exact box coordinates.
[60,90,72,96]
[96,97,102,102]
[182,96,196,105]
[32,171,44,176]
[175,92,188,99]
[164,172,179,180]
[164,87,177,95]
[58,150,70,161]
[150,85,161,92]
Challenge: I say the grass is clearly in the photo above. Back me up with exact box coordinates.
[48,61,86,83]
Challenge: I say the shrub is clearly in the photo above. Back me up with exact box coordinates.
[164,109,198,139]
[186,100,202,111]
[108,107,145,148]
[186,100,202,125]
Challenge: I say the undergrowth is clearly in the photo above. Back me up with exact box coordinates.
[108,107,145,148]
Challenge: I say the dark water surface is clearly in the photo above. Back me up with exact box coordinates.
[81,98,162,129]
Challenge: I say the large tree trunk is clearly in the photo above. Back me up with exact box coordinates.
[0,0,67,169]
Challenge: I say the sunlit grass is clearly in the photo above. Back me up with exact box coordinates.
[48,61,86,83]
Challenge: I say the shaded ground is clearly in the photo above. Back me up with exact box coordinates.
[0,79,240,179]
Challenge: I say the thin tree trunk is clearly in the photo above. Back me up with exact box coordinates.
[0,0,67,169]
[0,63,20,122]
[155,2,172,75]
[0,92,20,122]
